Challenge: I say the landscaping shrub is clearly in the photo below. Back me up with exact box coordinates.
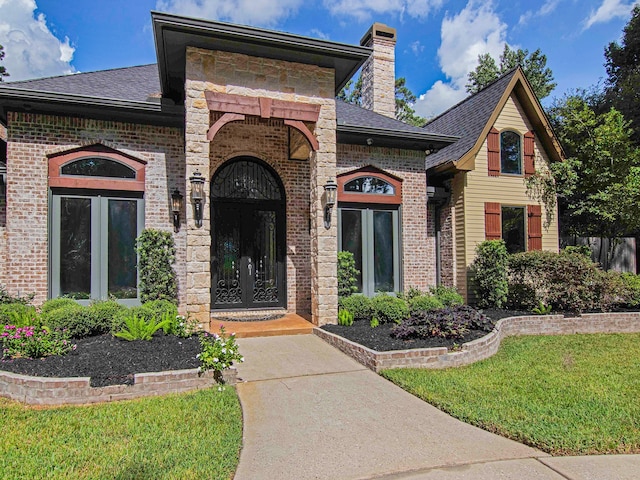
[470,240,509,308]
[339,294,373,321]
[620,272,640,307]
[136,229,178,304]
[114,313,169,341]
[597,270,628,311]
[429,285,464,307]
[43,304,95,338]
[507,249,607,312]
[0,303,39,328]
[337,309,354,326]
[87,301,129,334]
[371,293,409,324]
[1,325,75,359]
[407,294,443,315]
[338,251,359,298]
[391,305,494,341]
[40,298,77,316]
[198,326,243,376]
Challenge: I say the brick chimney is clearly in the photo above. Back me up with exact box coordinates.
[360,23,397,118]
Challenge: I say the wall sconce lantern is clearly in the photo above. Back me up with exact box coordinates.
[323,178,337,229]
[189,170,206,228]
[171,189,183,232]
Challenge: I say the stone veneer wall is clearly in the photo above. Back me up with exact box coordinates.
[0,367,236,406]
[315,312,640,372]
[184,47,337,325]
[337,144,436,290]
[4,112,185,306]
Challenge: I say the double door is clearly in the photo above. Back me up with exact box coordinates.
[212,202,285,309]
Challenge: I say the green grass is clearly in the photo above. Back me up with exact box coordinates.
[382,333,640,455]
[0,387,242,479]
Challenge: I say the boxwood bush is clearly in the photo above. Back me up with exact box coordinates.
[407,295,443,315]
[429,286,464,307]
[338,295,373,321]
[371,293,409,324]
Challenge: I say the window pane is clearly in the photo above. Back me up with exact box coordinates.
[344,177,394,194]
[61,158,136,178]
[502,206,526,254]
[340,210,363,292]
[500,131,522,174]
[108,200,138,299]
[373,211,394,292]
[60,197,92,299]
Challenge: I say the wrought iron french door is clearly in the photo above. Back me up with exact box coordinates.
[212,202,285,309]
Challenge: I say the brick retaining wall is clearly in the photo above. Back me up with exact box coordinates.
[0,367,236,406]
[314,312,640,372]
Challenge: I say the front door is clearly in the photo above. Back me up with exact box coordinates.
[211,158,286,309]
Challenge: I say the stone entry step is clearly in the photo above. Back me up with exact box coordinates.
[209,313,314,338]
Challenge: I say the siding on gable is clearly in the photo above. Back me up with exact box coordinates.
[458,93,559,300]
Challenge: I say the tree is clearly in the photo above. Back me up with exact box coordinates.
[548,93,640,269]
[338,76,426,127]
[466,44,556,99]
[0,44,8,82]
[604,5,640,143]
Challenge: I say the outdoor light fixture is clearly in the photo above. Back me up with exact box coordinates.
[171,188,183,232]
[323,178,337,229]
[189,170,206,228]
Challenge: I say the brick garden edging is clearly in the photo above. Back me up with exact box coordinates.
[0,367,237,406]
[314,312,640,372]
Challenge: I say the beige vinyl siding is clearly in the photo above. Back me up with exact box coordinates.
[463,94,559,297]
[452,172,468,300]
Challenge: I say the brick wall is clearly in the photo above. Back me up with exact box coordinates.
[4,112,185,306]
[315,312,640,371]
[438,202,455,287]
[337,144,436,290]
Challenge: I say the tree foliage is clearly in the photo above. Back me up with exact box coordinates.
[338,75,426,126]
[466,45,556,99]
[0,44,8,82]
[604,5,640,143]
[548,93,640,268]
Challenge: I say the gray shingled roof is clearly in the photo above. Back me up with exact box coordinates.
[5,64,161,103]
[423,69,518,170]
[337,100,432,135]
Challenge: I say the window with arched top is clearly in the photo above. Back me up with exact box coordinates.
[48,145,145,305]
[500,130,522,175]
[337,166,402,296]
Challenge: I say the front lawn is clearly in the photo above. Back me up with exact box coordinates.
[382,333,640,455]
[0,388,242,479]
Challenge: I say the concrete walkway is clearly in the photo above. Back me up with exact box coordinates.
[233,334,640,480]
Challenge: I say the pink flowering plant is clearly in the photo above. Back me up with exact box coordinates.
[197,326,243,376]
[1,325,75,359]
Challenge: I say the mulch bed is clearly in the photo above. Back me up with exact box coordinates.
[0,333,201,387]
[321,309,531,352]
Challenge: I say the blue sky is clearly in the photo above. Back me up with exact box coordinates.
[0,0,637,117]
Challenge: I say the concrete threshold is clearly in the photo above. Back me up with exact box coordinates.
[209,313,314,338]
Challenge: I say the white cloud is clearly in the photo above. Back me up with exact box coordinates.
[156,0,303,26]
[415,0,506,118]
[584,0,638,30]
[0,0,75,81]
[408,40,424,55]
[518,0,560,25]
[322,0,444,22]
[309,28,330,40]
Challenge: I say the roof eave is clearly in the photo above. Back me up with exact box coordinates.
[152,11,371,103]
[0,86,183,126]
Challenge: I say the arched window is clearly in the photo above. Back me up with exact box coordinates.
[500,130,522,175]
[48,145,145,305]
[344,176,395,195]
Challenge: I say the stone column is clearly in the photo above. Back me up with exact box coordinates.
[184,57,212,327]
[310,100,338,326]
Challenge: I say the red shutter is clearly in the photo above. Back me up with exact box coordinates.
[528,204,542,250]
[487,127,500,176]
[485,202,501,240]
[524,131,535,177]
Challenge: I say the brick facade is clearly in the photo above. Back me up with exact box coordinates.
[3,112,185,305]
